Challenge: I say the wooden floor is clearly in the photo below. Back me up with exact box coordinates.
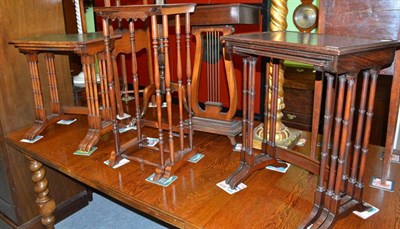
[6,112,400,228]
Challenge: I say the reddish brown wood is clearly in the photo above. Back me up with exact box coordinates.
[225,57,284,188]
[309,75,321,159]
[382,51,400,183]
[5,114,400,228]
[0,1,91,227]
[355,71,379,200]
[28,158,56,229]
[95,4,197,180]
[348,71,370,195]
[222,31,400,228]
[9,33,121,152]
[191,26,242,145]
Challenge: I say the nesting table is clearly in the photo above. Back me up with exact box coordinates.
[222,31,400,228]
[9,33,122,152]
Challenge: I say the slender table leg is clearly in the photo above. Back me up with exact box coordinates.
[300,73,334,228]
[43,53,61,115]
[226,57,284,188]
[354,70,378,200]
[185,13,194,150]
[347,71,370,196]
[28,157,56,229]
[98,53,112,121]
[320,74,357,228]
[309,74,322,160]
[311,74,347,227]
[161,15,175,165]
[225,57,249,186]
[25,53,63,140]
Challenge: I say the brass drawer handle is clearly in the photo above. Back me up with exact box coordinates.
[287,113,297,120]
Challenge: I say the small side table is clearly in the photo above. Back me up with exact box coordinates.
[222,31,400,228]
[10,33,121,152]
[95,4,197,180]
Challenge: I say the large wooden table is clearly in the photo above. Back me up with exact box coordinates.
[6,114,400,228]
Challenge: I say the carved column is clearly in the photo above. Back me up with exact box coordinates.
[255,0,301,149]
[28,158,56,229]
[269,0,292,142]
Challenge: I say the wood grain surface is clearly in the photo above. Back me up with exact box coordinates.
[6,110,400,228]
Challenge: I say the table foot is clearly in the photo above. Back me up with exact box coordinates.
[302,197,363,228]
[154,147,198,180]
[299,205,323,229]
[310,207,331,228]
[107,136,144,168]
[225,154,286,188]
[25,115,64,140]
[78,122,113,152]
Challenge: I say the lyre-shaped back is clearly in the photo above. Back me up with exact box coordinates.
[191,26,236,121]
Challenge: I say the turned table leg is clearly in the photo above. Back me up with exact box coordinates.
[28,157,56,229]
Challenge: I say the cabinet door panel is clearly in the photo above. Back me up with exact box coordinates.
[0,143,16,223]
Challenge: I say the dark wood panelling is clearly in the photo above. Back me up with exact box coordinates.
[0,0,91,227]
[318,0,399,146]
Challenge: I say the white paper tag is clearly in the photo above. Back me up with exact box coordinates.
[145,173,177,187]
[266,162,291,173]
[104,158,130,169]
[57,119,77,125]
[146,137,159,147]
[353,202,379,219]
[20,135,43,143]
[217,180,247,194]
[119,125,137,133]
[188,153,205,163]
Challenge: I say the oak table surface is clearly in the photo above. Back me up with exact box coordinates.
[6,115,400,228]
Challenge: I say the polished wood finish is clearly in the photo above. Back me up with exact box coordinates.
[190,3,261,26]
[191,25,241,145]
[222,31,399,228]
[0,1,91,228]
[318,0,400,185]
[28,158,56,229]
[5,115,400,228]
[9,33,122,152]
[282,66,318,132]
[189,4,260,146]
[95,4,197,180]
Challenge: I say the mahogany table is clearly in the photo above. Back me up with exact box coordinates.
[9,33,121,152]
[221,31,400,228]
[94,4,197,180]
[6,115,400,228]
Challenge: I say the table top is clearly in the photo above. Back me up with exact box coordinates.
[6,115,400,228]
[94,3,195,19]
[222,31,400,56]
[223,31,400,73]
[9,32,121,52]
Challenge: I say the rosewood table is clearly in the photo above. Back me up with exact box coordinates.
[9,33,121,152]
[94,4,197,180]
[221,31,400,228]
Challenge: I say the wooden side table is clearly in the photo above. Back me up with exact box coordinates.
[9,33,121,152]
[95,3,197,180]
[222,31,400,228]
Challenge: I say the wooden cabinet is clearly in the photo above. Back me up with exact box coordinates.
[282,66,317,132]
[317,0,399,146]
[0,1,91,228]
